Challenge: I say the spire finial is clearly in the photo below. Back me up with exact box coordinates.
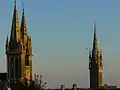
[94,20,96,35]
[22,1,24,12]
[14,0,16,8]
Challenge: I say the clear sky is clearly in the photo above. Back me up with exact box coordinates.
[0,0,120,88]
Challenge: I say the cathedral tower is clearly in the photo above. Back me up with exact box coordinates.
[5,0,32,82]
[89,22,103,89]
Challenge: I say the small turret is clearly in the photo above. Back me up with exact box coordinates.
[6,36,9,48]
[89,49,92,70]
[5,35,9,52]
[89,49,92,60]
[29,36,32,44]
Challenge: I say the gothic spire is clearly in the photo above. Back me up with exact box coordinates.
[10,0,19,42]
[20,1,27,39]
[93,21,98,51]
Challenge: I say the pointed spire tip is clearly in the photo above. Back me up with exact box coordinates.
[22,1,24,12]
[14,0,16,8]
[94,21,96,30]
[92,21,98,50]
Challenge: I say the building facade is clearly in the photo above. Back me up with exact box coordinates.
[89,22,103,89]
[5,0,32,82]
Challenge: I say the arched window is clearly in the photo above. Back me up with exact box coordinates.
[15,57,19,79]
[11,57,14,79]
[25,55,29,66]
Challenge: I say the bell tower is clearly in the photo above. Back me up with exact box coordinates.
[89,22,103,89]
[5,0,32,82]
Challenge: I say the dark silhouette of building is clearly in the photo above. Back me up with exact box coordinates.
[0,73,7,90]
[88,22,103,89]
[0,73,7,81]
[5,0,32,83]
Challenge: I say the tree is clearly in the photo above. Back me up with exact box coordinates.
[34,74,47,90]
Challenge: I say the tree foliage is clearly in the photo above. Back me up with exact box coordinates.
[6,74,47,90]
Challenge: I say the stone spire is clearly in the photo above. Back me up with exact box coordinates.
[93,21,98,51]
[10,0,19,42]
[20,1,27,40]
[89,22,103,89]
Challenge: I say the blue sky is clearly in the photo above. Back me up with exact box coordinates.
[0,0,120,88]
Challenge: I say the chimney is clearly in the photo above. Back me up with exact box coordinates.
[72,84,77,90]
[61,84,65,90]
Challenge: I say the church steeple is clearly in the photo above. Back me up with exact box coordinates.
[6,0,33,82]
[10,0,19,42]
[89,22,103,89]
